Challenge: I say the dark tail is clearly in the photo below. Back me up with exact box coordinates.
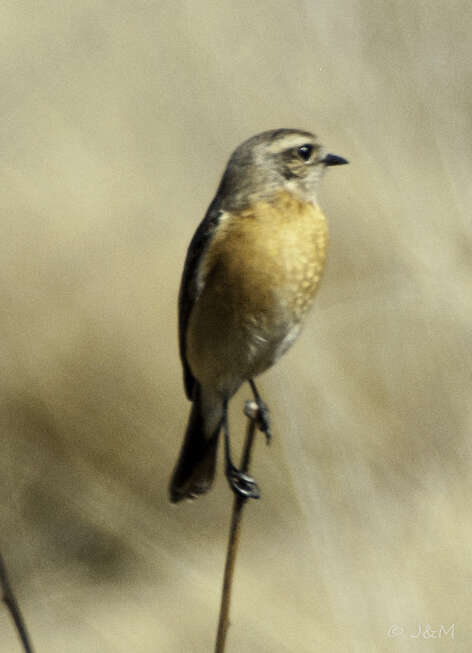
[169,386,222,503]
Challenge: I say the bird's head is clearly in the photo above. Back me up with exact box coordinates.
[218,128,348,210]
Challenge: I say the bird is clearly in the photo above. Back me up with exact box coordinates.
[169,128,348,503]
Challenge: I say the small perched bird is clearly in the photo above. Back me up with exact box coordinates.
[169,128,348,502]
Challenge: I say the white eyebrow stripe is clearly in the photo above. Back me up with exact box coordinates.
[267,134,316,153]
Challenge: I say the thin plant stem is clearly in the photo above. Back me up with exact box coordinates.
[214,400,259,653]
[0,552,35,653]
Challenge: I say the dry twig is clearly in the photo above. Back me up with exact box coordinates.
[214,399,260,652]
[0,552,35,653]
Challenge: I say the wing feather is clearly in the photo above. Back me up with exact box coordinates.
[178,199,223,399]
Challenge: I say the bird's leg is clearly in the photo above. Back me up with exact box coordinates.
[223,399,260,499]
[249,380,272,445]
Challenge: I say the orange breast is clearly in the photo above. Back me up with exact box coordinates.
[202,191,328,328]
[186,191,328,390]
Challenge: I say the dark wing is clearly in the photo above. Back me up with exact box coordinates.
[178,199,224,400]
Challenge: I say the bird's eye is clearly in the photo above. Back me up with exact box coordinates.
[297,144,313,161]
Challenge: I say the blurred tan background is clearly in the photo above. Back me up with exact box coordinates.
[1,1,471,651]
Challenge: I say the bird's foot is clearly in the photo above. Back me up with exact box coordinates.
[248,381,272,445]
[255,400,271,445]
[226,465,260,500]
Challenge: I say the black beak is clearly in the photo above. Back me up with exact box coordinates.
[323,153,349,166]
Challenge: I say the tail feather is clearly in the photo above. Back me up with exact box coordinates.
[169,387,222,502]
